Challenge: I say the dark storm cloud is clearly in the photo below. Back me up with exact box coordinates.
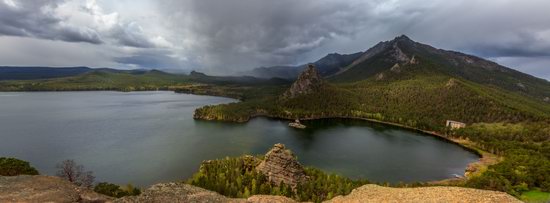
[158,0,379,73]
[0,0,103,44]
[156,0,550,76]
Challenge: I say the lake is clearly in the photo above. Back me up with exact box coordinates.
[0,91,479,186]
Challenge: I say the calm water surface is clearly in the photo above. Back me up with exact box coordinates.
[0,91,479,186]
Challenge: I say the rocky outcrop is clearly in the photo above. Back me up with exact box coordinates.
[0,175,112,202]
[326,184,521,203]
[446,78,459,88]
[388,39,410,63]
[115,182,233,203]
[0,175,296,203]
[247,195,297,203]
[256,143,308,188]
[282,64,324,99]
[390,63,401,73]
[115,182,297,203]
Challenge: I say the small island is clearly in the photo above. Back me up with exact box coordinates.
[288,119,306,129]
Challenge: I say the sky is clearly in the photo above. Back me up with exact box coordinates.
[0,0,549,80]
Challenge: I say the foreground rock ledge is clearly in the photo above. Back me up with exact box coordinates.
[327,184,521,203]
[115,182,296,203]
[0,175,112,202]
[1,175,521,203]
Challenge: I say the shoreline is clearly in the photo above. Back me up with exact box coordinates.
[295,116,501,182]
[0,89,244,100]
[199,113,500,184]
[307,117,501,182]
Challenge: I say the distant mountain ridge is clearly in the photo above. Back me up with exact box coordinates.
[245,52,363,79]
[331,35,550,100]
[0,66,93,80]
[247,35,550,101]
[0,66,153,81]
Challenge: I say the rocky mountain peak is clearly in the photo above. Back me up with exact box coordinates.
[394,34,413,42]
[256,143,308,188]
[391,35,416,48]
[282,64,325,98]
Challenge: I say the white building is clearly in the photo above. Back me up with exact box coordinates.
[446,120,466,129]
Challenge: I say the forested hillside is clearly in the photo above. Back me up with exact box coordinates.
[0,66,93,80]
[0,69,289,92]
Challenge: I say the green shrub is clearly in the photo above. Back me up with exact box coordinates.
[0,157,39,176]
[94,182,141,198]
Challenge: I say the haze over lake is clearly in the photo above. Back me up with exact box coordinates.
[0,91,478,186]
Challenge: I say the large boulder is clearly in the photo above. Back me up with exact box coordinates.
[256,143,308,188]
[0,175,112,202]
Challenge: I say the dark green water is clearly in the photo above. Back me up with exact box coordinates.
[0,91,479,186]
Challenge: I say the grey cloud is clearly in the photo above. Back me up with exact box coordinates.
[491,56,550,81]
[0,0,161,48]
[0,0,103,44]
[158,0,550,75]
[109,23,155,48]
[113,50,186,69]
[461,32,550,58]
[405,1,550,59]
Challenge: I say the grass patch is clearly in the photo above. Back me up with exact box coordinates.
[521,190,550,203]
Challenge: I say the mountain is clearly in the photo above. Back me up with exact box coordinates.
[247,35,550,102]
[330,35,550,101]
[246,52,363,79]
[0,66,93,80]
[0,66,154,81]
[0,68,289,92]
[189,70,290,85]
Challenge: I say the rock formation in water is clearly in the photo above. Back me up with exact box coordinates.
[255,143,309,188]
[282,64,325,99]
